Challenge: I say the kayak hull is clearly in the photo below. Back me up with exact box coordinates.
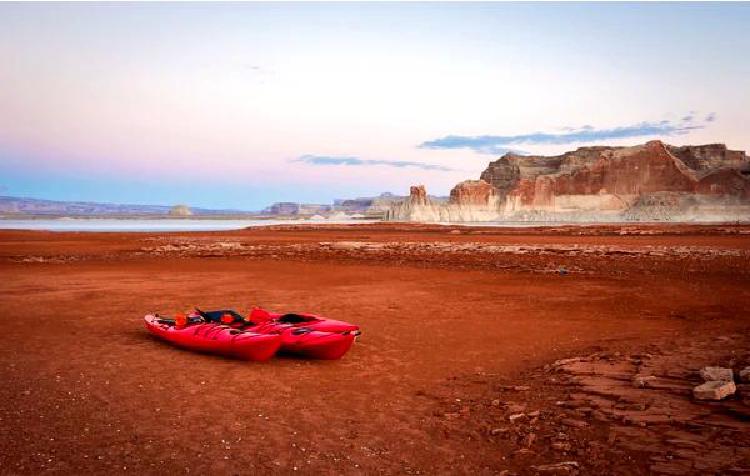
[278,330,356,360]
[144,315,282,361]
[247,312,359,360]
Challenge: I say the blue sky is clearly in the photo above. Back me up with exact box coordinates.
[1,2,748,209]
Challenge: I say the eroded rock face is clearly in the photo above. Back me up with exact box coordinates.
[388,141,750,222]
[668,143,748,176]
[409,185,428,205]
[480,156,520,201]
[386,183,501,222]
[449,180,496,206]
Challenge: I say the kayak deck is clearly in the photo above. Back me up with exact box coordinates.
[144,315,282,361]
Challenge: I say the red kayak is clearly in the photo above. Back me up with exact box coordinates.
[247,308,361,360]
[254,323,356,360]
[248,308,361,334]
[144,314,282,361]
[193,308,361,360]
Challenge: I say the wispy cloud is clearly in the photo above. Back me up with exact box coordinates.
[419,113,717,155]
[293,155,453,171]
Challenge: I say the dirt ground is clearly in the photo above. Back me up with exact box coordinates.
[1,223,749,475]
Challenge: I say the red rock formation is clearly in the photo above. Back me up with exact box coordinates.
[696,169,750,199]
[668,143,747,176]
[449,180,496,206]
[480,141,750,214]
[390,141,750,222]
[548,141,695,198]
[409,185,428,205]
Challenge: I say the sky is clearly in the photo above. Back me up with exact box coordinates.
[1,2,749,210]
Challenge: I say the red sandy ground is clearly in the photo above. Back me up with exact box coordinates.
[1,223,749,475]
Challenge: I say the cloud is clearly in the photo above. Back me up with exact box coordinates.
[293,155,453,171]
[419,113,716,155]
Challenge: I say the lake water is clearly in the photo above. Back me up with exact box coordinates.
[0,218,377,232]
[0,218,726,232]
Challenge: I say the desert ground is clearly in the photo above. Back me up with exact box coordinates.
[1,223,749,475]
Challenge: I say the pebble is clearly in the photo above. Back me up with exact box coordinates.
[560,418,588,429]
[552,441,572,451]
[632,374,657,388]
[531,461,579,473]
[693,380,736,400]
[508,413,527,423]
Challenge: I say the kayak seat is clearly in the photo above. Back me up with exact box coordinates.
[278,314,311,324]
[196,309,247,324]
[157,316,203,326]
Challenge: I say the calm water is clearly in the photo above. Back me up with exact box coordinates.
[0,218,726,232]
[0,218,376,232]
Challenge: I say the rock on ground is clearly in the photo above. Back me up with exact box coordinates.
[693,380,736,400]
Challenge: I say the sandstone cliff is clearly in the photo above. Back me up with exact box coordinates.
[386,182,503,221]
[387,141,750,222]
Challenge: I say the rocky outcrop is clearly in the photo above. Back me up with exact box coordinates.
[409,185,428,205]
[168,204,193,217]
[388,141,750,222]
[693,380,736,400]
[385,185,445,221]
[386,181,501,221]
[449,180,496,205]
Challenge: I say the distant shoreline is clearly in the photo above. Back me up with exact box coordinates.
[0,216,381,232]
[2,213,747,223]
[0,215,747,233]
[0,214,300,220]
